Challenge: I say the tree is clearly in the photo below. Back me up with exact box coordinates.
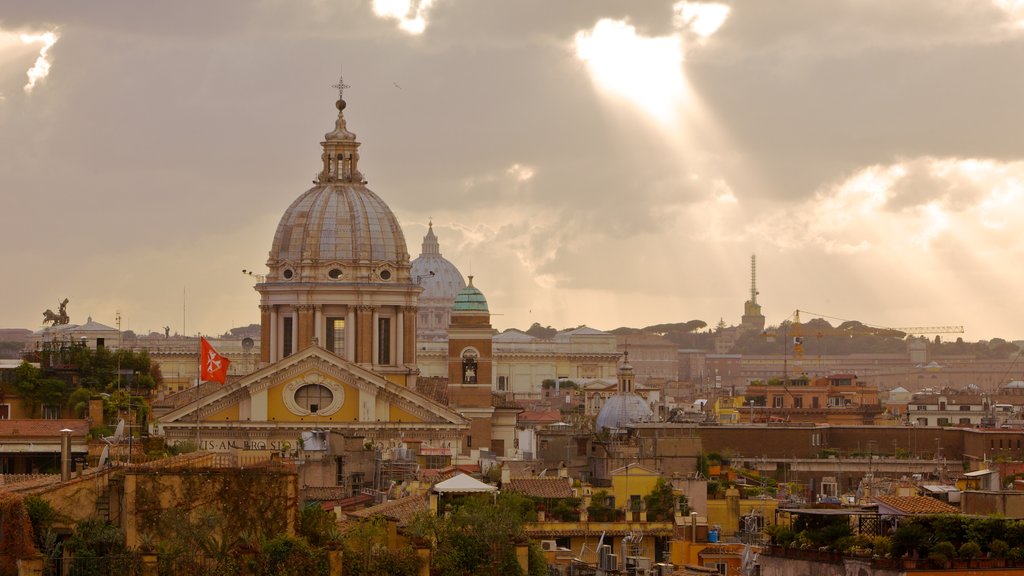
[12,361,69,417]
[524,323,557,339]
[341,517,419,576]
[408,493,544,576]
[644,478,679,521]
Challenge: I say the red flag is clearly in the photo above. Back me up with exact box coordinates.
[200,337,230,384]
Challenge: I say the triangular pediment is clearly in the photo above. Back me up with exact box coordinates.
[159,345,468,427]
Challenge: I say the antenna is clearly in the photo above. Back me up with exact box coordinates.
[751,254,758,305]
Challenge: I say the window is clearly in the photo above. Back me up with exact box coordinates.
[630,495,642,512]
[377,317,391,364]
[937,418,949,426]
[326,317,345,356]
[350,473,365,496]
[812,397,819,408]
[959,405,971,411]
[704,562,727,575]
[295,384,333,414]
[773,396,783,408]
[461,349,479,384]
[467,435,473,448]
[577,438,588,457]
[917,418,929,426]
[335,456,345,485]
[43,405,61,420]
[0,404,9,420]
[497,375,509,391]
[916,405,928,411]
[959,418,971,425]
[793,397,803,408]
[282,317,294,357]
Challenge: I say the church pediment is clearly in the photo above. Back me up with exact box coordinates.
[159,345,468,427]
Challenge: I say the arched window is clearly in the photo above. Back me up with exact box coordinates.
[461,348,479,384]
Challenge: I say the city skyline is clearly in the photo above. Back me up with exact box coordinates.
[2,1,1024,341]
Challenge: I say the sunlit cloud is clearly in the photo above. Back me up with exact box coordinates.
[20,30,59,93]
[372,0,436,35]
[574,19,684,124]
[994,0,1024,27]
[506,163,535,182]
[754,157,1024,255]
[674,1,731,38]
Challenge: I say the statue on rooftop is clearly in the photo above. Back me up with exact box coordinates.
[42,298,70,326]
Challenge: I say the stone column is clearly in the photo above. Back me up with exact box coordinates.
[297,305,315,350]
[260,305,271,363]
[269,307,279,362]
[314,306,324,347]
[404,306,417,366]
[290,311,299,356]
[346,308,356,361]
[371,308,380,365]
[396,308,405,365]
[357,306,373,364]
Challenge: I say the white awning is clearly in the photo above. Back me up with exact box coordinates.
[433,472,497,493]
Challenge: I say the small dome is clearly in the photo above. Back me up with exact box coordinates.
[596,394,654,431]
[411,223,466,304]
[453,276,488,312]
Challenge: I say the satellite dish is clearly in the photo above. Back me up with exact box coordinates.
[103,419,125,444]
[98,445,110,469]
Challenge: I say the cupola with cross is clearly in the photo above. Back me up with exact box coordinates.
[256,76,420,385]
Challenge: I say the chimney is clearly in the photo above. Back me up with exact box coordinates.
[558,461,568,478]
[501,465,511,484]
[60,428,73,481]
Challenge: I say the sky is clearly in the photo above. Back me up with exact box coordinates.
[2,0,1024,341]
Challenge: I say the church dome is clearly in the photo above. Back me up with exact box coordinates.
[266,97,410,283]
[453,276,488,312]
[411,222,466,304]
[596,394,654,431]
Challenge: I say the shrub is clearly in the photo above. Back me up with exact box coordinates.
[928,541,956,565]
[990,539,1010,558]
[959,541,981,559]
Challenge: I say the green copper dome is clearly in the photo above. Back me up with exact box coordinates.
[452,276,488,312]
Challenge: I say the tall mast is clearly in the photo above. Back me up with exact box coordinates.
[750,254,758,305]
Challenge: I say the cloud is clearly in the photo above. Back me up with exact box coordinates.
[21,30,59,93]
[372,0,437,35]
[674,1,731,38]
[573,19,685,124]
[754,157,1024,254]
[572,3,730,124]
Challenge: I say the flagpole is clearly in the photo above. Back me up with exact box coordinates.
[196,334,201,449]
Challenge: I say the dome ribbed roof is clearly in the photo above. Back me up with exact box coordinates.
[411,223,465,303]
[270,184,408,266]
[453,276,488,312]
[596,394,654,431]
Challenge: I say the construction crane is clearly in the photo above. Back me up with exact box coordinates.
[795,309,963,338]
[766,310,964,370]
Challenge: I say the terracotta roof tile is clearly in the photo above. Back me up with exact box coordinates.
[0,419,90,438]
[503,477,573,499]
[873,495,958,515]
[518,410,562,425]
[347,494,428,527]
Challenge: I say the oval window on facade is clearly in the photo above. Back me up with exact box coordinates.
[295,383,333,414]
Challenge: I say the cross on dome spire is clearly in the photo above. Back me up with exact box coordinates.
[331,72,351,102]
